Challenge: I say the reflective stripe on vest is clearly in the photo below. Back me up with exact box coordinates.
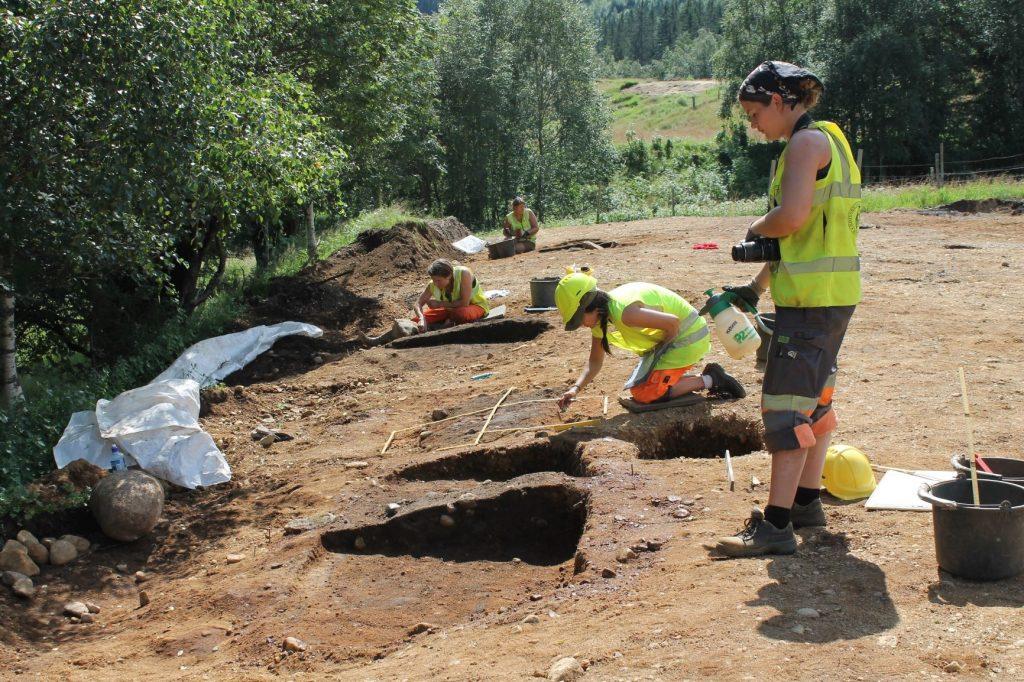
[769,121,862,308]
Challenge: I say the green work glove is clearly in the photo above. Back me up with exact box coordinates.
[722,284,760,311]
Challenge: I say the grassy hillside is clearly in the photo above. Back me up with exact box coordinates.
[599,78,725,143]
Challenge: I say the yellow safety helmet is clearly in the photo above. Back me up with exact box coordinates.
[555,271,598,331]
[821,444,877,500]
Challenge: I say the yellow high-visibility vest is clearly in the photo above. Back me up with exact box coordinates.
[768,121,861,307]
[429,265,490,313]
[593,282,709,370]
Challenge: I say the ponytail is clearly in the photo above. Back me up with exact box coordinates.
[586,291,612,355]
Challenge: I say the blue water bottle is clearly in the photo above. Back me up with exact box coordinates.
[109,444,126,472]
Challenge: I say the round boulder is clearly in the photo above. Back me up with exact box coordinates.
[90,470,165,542]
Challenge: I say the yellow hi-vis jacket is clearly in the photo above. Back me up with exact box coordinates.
[768,121,862,308]
[429,265,490,313]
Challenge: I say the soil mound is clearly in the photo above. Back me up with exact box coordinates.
[255,217,472,332]
[936,198,1024,214]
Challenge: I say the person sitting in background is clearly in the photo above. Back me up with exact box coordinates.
[503,196,540,253]
[413,259,489,331]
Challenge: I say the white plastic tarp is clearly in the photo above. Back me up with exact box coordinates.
[53,322,322,489]
[452,234,487,255]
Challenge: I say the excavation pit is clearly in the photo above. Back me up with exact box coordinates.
[321,480,588,565]
[388,318,552,349]
[642,414,763,459]
[395,439,592,482]
[540,239,620,253]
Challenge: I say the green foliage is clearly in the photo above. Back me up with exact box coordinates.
[590,0,724,65]
[436,0,614,227]
[598,78,725,143]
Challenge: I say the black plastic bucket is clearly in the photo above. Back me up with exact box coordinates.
[950,455,1024,483]
[487,238,516,260]
[529,277,560,308]
[918,478,1024,580]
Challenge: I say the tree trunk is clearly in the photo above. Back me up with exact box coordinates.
[0,268,24,409]
[305,201,318,263]
[536,109,545,222]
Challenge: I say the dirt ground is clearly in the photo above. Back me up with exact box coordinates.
[3,208,1024,681]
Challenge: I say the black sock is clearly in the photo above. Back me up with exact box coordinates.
[764,505,791,530]
[794,486,821,506]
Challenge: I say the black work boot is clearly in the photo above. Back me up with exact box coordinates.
[712,509,797,558]
[790,498,827,528]
[702,362,746,399]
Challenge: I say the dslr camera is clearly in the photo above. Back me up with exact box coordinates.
[731,237,780,263]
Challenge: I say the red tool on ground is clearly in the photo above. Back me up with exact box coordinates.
[976,455,993,474]
[692,242,719,250]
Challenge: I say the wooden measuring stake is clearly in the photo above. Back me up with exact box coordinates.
[474,387,515,445]
[603,395,609,416]
[380,431,396,455]
[958,367,980,505]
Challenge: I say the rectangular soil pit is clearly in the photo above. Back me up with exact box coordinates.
[388,318,552,349]
[643,414,763,459]
[321,481,589,566]
[394,439,592,482]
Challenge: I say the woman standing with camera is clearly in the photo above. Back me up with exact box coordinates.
[712,61,862,557]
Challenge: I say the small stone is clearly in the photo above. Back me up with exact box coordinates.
[666,495,681,503]
[645,540,664,551]
[345,461,370,469]
[64,601,90,618]
[85,602,100,613]
[616,548,637,563]
[259,434,275,448]
[116,563,129,573]
[573,551,589,574]
[439,514,455,528]
[1,547,40,576]
[2,570,27,586]
[613,515,626,522]
[283,636,307,653]
[522,615,541,625]
[796,607,820,618]
[12,577,34,599]
[313,355,324,364]
[529,594,542,601]
[408,622,437,636]
[16,530,39,546]
[876,635,898,648]
[134,570,150,583]
[91,471,164,542]
[79,613,96,624]
[548,657,584,681]
[386,503,402,517]
[682,498,695,505]
[791,624,806,635]
[61,535,90,553]
[3,539,26,554]
[283,512,337,535]
[353,536,367,551]
[25,542,48,565]
[226,554,245,564]
[138,591,150,607]
[49,540,78,566]
[430,409,448,421]
[601,567,617,579]
[672,507,690,519]
[944,661,962,674]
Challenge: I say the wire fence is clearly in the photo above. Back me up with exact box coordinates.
[860,149,1024,186]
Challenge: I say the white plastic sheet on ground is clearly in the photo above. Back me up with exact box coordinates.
[452,234,487,255]
[53,322,322,489]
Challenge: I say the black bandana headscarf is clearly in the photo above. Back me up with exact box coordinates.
[739,60,823,106]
